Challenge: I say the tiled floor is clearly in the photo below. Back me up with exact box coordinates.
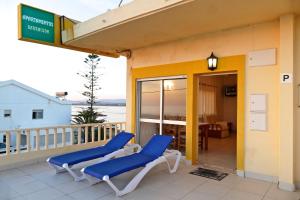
[0,159,299,200]
[199,133,236,172]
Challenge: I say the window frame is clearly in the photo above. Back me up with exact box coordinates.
[32,109,44,120]
[3,109,12,118]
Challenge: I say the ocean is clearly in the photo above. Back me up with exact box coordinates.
[72,105,126,122]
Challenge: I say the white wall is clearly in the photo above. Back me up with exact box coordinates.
[0,84,71,131]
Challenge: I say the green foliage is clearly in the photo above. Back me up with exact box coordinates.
[72,108,105,124]
[73,54,106,124]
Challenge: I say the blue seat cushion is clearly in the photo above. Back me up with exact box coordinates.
[84,154,156,179]
[105,132,134,151]
[49,146,115,167]
[49,132,134,167]
[83,134,174,180]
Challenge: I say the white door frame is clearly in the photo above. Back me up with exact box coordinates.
[136,76,187,143]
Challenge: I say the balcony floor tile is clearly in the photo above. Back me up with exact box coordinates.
[0,161,298,200]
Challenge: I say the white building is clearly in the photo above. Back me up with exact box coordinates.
[0,80,71,131]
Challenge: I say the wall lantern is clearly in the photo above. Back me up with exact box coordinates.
[207,52,218,71]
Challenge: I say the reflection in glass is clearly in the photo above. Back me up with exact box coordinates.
[141,81,160,119]
[163,79,186,121]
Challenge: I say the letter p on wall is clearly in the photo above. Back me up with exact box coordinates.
[281,73,293,83]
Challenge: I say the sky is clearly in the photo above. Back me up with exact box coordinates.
[0,0,133,100]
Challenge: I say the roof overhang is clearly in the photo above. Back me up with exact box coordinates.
[63,0,300,57]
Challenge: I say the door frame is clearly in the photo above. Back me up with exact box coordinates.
[197,72,238,169]
[130,55,245,171]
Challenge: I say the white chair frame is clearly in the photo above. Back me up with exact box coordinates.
[81,149,182,196]
[47,143,141,181]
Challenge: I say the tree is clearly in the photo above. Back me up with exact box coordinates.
[73,54,106,124]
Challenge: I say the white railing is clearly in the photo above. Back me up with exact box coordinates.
[0,122,126,169]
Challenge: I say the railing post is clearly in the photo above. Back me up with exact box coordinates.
[62,127,66,147]
[26,129,31,152]
[70,127,74,145]
[54,128,57,148]
[45,129,49,150]
[109,124,112,139]
[101,124,107,142]
[97,125,101,142]
[91,126,95,143]
[36,129,40,151]
[5,131,11,156]
[78,126,81,145]
[85,126,88,144]
[16,130,21,154]
[116,123,119,135]
[123,122,126,131]
[120,123,123,131]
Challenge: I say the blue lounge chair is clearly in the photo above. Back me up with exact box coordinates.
[47,131,139,181]
[81,134,181,196]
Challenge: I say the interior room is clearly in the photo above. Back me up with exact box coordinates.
[198,74,237,172]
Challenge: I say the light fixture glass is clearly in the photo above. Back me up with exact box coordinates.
[207,52,218,71]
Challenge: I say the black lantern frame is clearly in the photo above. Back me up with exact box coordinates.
[207,52,218,71]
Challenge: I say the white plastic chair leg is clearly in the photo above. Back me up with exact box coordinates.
[101,152,181,197]
[164,149,182,173]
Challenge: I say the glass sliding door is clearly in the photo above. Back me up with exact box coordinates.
[137,77,187,152]
[162,79,187,152]
[138,80,161,145]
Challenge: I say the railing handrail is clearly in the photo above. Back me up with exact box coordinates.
[0,121,126,133]
[0,122,127,162]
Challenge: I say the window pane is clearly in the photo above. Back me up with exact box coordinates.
[4,110,12,118]
[139,122,159,145]
[141,81,160,119]
[163,79,186,121]
[32,110,43,119]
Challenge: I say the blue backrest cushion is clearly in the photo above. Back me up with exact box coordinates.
[140,134,173,158]
[105,131,134,150]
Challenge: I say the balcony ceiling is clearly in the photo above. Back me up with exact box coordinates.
[64,0,300,57]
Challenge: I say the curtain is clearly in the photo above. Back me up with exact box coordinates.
[199,84,217,117]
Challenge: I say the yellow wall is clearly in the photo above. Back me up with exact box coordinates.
[129,56,245,168]
[295,15,300,186]
[126,20,280,178]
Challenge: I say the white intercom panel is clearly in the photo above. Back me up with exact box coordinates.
[249,94,267,131]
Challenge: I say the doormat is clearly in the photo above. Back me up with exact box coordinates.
[189,167,228,181]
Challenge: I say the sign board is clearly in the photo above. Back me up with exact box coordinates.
[19,4,55,44]
[280,73,293,84]
[17,4,119,57]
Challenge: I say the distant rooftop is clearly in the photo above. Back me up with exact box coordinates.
[0,79,71,105]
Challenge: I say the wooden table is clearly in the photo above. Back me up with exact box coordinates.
[199,123,209,150]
